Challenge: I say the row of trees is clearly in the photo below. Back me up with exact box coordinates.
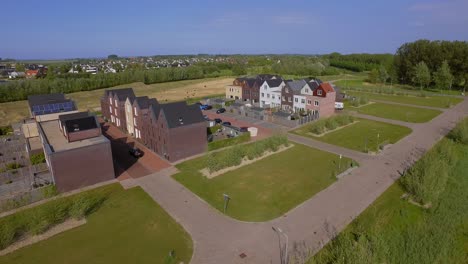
[327,53,394,72]
[395,40,468,88]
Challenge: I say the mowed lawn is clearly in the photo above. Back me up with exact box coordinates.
[0,77,233,126]
[0,184,193,264]
[354,102,442,123]
[346,91,463,108]
[292,119,412,153]
[173,143,353,222]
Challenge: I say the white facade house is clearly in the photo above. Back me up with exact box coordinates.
[259,79,285,108]
[293,95,307,112]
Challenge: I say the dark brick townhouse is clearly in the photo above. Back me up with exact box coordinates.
[100,88,135,131]
[146,101,207,162]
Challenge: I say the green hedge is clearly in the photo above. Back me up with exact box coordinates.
[207,133,250,151]
[207,125,222,135]
[0,188,110,250]
[305,115,355,135]
[0,126,13,136]
[30,153,46,165]
[206,135,289,173]
[448,117,468,145]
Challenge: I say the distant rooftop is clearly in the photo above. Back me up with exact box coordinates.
[27,93,75,116]
[39,120,108,152]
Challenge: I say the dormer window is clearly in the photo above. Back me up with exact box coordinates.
[318,90,323,96]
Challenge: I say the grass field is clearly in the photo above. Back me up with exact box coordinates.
[353,102,442,123]
[173,143,353,222]
[335,79,465,97]
[345,91,463,108]
[308,139,468,264]
[0,184,193,264]
[0,77,233,126]
[292,118,412,153]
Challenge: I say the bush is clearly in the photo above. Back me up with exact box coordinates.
[0,188,109,250]
[206,135,288,173]
[208,132,250,151]
[0,126,13,136]
[30,153,46,165]
[305,115,354,135]
[4,162,23,171]
[448,118,468,144]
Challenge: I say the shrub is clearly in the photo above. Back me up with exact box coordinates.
[41,185,58,198]
[4,162,23,171]
[325,119,339,130]
[0,126,13,136]
[305,115,354,135]
[448,118,468,144]
[207,133,250,151]
[30,153,46,165]
[205,135,288,173]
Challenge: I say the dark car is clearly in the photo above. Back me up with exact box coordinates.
[216,108,226,114]
[240,127,249,132]
[214,118,222,124]
[222,121,231,126]
[129,147,143,158]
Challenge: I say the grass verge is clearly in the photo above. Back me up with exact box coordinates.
[354,102,442,123]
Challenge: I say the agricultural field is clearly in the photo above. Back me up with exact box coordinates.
[173,143,353,222]
[0,184,193,264]
[308,137,468,264]
[344,90,463,108]
[0,77,233,126]
[292,118,412,153]
[353,102,442,123]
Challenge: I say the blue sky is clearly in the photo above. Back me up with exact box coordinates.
[2,0,468,59]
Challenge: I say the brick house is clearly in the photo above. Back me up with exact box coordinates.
[241,78,260,103]
[147,101,207,162]
[306,83,336,118]
[130,96,152,141]
[100,88,135,131]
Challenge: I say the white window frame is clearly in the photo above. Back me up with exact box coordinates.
[109,97,112,105]
[134,117,137,126]
[109,106,112,113]
[318,90,323,96]
[115,99,118,105]
[314,100,319,106]
[134,107,138,116]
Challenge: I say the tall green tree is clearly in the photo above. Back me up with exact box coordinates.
[412,61,431,90]
[433,60,454,91]
[368,68,379,83]
[378,65,389,85]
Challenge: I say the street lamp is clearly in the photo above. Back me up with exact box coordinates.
[223,194,230,214]
[272,226,289,264]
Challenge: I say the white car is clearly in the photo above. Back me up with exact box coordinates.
[335,102,344,110]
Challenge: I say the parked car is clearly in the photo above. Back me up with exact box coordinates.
[216,108,226,114]
[240,127,249,132]
[129,147,143,158]
[200,104,212,110]
[222,121,231,126]
[214,118,222,124]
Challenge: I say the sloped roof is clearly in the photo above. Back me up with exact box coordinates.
[149,98,161,119]
[265,79,283,87]
[308,80,320,90]
[160,102,205,128]
[134,96,150,109]
[286,80,307,93]
[318,83,335,93]
[245,78,258,88]
[105,88,135,101]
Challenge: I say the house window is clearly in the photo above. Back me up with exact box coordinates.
[134,107,137,115]
[272,95,275,99]
[115,99,118,105]
[295,98,298,103]
[285,88,289,93]
[288,97,292,102]
[305,88,309,93]
[109,97,112,105]
[267,94,270,98]
[261,93,264,98]
[318,90,323,96]
[301,99,305,104]
[282,96,285,101]
[314,100,319,106]
[264,85,267,90]
[114,108,118,115]
[109,106,112,113]
[307,100,312,105]
[134,117,137,126]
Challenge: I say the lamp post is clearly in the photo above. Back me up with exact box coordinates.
[272,226,289,264]
[223,194,230,214]
[338,154,342,170]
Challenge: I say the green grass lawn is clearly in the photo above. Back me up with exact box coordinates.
[292,119,412,153]
[354,102,442,123]
[173,143,353,222]
[309,140,468,264]
[345,91,463,108]
[0,184,193,264]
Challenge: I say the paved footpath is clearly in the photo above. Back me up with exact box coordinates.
[137,97,468,264]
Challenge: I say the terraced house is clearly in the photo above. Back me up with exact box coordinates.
[259,79,286,108]
[101,88,207,162]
